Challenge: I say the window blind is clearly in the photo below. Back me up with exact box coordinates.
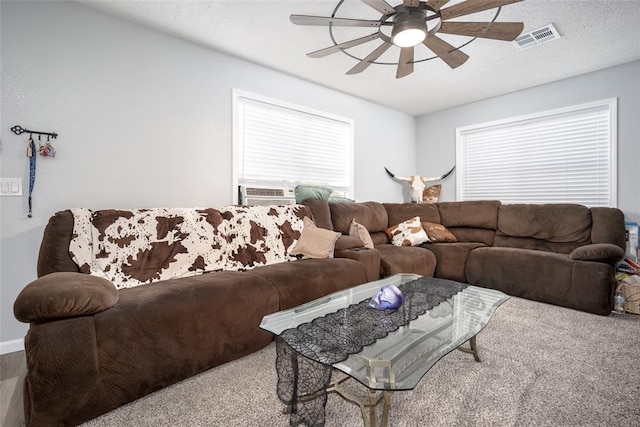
[236,94,353,192]
[456,99,616,207]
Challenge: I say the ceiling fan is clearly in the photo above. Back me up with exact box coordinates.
[291,0,525,78]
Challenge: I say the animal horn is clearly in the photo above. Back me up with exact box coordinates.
[421,166,456,183]
[384,167,411,182]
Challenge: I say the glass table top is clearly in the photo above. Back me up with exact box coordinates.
[260,273,509,391]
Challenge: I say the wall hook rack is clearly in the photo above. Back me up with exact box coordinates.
[11,125,58,139]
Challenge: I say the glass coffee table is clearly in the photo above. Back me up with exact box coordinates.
[260,273,509,427]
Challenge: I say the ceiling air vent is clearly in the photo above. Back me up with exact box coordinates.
[513,24,561,50]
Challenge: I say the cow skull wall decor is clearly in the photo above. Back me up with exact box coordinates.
[384,166,455,203]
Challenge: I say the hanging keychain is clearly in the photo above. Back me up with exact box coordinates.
[27,136,36,218]
[39,135,56,157]
[11,126,58,218]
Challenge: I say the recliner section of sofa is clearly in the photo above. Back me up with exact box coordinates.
[308,199,625,316]
[465,203,625,315]
[14,207,371,427]
[384,200,501,282]
[325,201,437,278]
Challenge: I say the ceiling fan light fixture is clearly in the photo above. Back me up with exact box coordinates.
[391,11,427,47]
[291,0,525,78]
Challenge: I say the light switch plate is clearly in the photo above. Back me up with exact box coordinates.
[0,178,23,196]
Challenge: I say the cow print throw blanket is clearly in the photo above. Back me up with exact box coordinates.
[69,206,307,289]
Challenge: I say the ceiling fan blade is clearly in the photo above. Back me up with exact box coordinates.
[396,47,414,78]
[291,14,379,27]
[440,0,523,21]
[362,0,395,15]
[440,22,524,41]
[404,0,421,7]
[426,0,452,10]
[308,33,380,58]
[423,35,469,68]
[346,42,393,75]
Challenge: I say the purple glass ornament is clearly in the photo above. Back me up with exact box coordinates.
[369,284,404,310]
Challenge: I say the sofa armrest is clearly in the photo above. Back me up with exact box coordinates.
[569,243,625,264]
[334,247,381,282]
[14,272,119,323]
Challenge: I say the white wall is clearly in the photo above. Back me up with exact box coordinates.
[0,1,416,351]
[416,60,640,225]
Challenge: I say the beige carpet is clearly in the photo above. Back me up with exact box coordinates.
[81,297,640,426]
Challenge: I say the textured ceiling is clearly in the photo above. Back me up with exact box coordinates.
[77,0,640,116]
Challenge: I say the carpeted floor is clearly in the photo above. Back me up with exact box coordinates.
[81,297,640,426]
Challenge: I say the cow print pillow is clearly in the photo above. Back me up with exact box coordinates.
[385,216,430,247]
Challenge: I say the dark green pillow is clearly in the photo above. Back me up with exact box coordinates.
[328,195,355,203]
[295,185,332,203]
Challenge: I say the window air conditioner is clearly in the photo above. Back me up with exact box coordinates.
[239,185,296,206]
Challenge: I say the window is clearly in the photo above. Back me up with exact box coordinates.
[455,98,617,207]
[233,90,354,200]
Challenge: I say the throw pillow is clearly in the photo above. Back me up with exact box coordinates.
[422,222,457,243]
[349,218,374,249]
[294,185,333,204]
[290,217,341,259]
[422,184,441,204]
[385,216,430,247]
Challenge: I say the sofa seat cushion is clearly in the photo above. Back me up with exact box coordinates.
[466,247,614,315]
[421,242,487,283]
[97,271,280,384]
[374,244,436,278]
[247,258,368,310]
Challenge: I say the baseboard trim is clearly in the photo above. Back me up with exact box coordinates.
[0,338,25,355]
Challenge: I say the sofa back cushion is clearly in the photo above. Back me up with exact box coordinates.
[590,207,626,250]
[438,200,501,228]
[330,202,388,235]
[38,210,80,277]
[437,200,500,245]
[494,203,591,253]
[68,205,310,289]
[302,199,333,230]
[383,203,440,226]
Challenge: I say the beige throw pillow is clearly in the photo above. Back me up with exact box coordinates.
[385,216,430,247]
[349,219,374,249]
[422,222,457,243]
[290,217,341,259]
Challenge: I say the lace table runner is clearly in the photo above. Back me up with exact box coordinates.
[275,277,468,426]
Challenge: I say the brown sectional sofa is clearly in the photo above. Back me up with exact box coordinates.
[310,199,626,315]
[13,200,625,426]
